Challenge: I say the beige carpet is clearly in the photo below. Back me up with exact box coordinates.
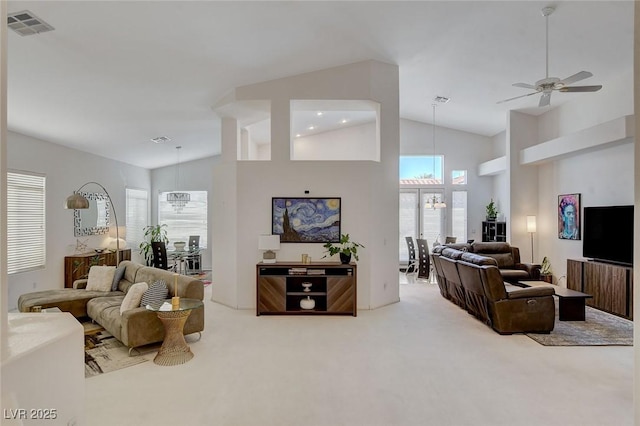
[526,305,633,346]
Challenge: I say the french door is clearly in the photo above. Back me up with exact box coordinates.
[399,188,445,262]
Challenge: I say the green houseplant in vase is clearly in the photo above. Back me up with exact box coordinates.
[322,233,364,264]
[486,199,498,221]
[139,224,169,266]
[540,256,553,283]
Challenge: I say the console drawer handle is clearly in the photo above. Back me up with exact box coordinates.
[527,299,537,305]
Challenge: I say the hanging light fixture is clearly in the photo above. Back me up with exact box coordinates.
[425,102,446,210]
[167,145,190,212]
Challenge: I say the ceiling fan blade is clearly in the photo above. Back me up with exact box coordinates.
[496,91,539,104]
[539,92,551,107]
[559,71,593,86]
[559,85,603,93]
[513,82,537,90]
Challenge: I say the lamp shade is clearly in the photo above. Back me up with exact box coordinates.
[258,235,281,251]
[65,193,90,209]
[526,215,537,233]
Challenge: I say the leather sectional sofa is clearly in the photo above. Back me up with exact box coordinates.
[443,241,541,283]
[431,246,555,334]
[18,261,204,350]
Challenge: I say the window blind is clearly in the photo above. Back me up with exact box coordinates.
[126,188,149,249]
[158,191,207,248]
[7,171,46,274]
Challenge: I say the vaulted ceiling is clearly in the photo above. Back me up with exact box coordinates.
[7,1,634,169]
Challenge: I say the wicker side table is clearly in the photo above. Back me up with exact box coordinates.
[146,298,204,366]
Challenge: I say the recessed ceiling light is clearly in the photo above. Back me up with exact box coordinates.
[340,119,348,124]
[316,112,323,116]
[308,126,315,130]
[296,134,301,138]
[151,136,171,144]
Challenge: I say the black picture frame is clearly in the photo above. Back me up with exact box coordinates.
[272,197,341,243]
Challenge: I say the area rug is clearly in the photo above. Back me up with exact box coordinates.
[526,305,633,346]
[84,324,154,378]
[192,270,212,287]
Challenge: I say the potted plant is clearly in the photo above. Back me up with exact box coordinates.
[139,224,169,266]
[540,256,553,283]
[486,199,498,221]
[322,233,364,264]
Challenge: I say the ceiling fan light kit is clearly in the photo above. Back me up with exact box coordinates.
[497,5,602,107]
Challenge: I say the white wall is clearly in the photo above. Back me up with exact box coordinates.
[213,60,399,310]
[490,131,508,221]
[292,122,377,161]
[6,131,150,310]
[506,111,539,252]
[151,155,215,270]
[532,69,634,282]
[400,118,494,241]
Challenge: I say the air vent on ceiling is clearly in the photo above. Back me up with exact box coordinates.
[151,136,171,144]
[434,96,451,104]
[7,10,54,36]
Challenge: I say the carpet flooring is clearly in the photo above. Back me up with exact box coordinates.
[526,305,633,346]
[84,324,154,378]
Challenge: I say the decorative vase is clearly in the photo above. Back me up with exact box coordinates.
[300,296,315,310]
[340,253,352,264]
[174,242,186,252]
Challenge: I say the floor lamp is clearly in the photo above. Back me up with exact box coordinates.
[526,215,537,263]
[65,182,120,266]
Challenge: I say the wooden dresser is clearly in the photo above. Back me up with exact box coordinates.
[256,262,357,316]
[64,249,132,288]
[567,258,633,320]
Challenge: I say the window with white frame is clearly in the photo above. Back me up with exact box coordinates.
[7,171,46,274]
[126,188,149,250]
[451,191,467,242]
[399,155,444,185]
[158,191,207,248]
[452,170,467,185]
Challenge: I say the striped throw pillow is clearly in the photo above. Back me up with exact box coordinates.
[140,279,168,307]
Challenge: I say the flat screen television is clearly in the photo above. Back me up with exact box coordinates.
[582,205,634,266]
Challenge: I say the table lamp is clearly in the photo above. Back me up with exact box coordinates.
[259,235,280,264]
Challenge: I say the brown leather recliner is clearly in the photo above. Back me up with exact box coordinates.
[438,248,466,309]
[456,252,495,326]
[476,261,555,334]
[470,242,541,283]
[430,245,449,300]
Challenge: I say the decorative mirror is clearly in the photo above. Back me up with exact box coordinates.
[73,192,111,236]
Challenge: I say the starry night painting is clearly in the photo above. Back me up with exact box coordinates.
[272,198,341,243]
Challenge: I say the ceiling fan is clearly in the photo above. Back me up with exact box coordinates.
[497,6,602,108]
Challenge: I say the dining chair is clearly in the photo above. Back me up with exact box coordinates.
[151,241,175,271]
[405,237,417,275]
[187,235,202,274]
[415,238,431,280]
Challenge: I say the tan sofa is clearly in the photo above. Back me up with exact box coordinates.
[18,261,204,349]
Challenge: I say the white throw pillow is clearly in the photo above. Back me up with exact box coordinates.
[86,265,116,292]
[120,282,149,315]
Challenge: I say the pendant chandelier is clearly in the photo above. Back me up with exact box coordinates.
[167,145,190,212]
[425,103,446,210]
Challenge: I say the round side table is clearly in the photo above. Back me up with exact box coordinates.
[145,298,203,366]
